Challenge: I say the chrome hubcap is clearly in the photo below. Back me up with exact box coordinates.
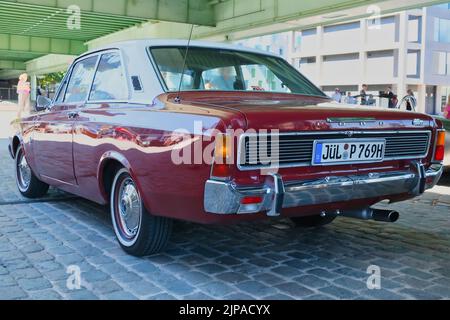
[17,153,31,190]
[118,178,141,238]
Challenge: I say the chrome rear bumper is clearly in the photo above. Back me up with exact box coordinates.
[204,162,443,215]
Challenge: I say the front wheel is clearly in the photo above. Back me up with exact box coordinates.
[110,168,173,256]
[291,215,336,228]
[15,145,49,198]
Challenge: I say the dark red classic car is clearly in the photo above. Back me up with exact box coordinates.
[10,40,445,256]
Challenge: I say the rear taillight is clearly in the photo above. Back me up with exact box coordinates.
[240,196,263,205]
[433,130,446,162]
[211,134,232,179]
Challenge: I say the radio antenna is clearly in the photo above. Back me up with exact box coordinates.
[175,24,195,103]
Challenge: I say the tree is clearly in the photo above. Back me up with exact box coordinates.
[38,72,66,90]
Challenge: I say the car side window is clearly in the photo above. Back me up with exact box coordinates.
[64,56,98,103]
[89,52,128,101]
[55,73,70,104]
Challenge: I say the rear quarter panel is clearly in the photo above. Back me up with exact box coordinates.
[72,100,245,222]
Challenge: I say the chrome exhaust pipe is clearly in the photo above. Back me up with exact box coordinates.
[371,209,399,223]
[340,208,399,223]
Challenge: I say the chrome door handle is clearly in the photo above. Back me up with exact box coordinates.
[68,111,79,119]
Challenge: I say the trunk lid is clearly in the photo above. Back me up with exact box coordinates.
[175,92,434,131]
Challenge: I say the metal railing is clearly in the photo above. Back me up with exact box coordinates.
[0,88,18,102]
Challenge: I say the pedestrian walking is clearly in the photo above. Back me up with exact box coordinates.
[405,89,417,111]
[17,73,31,118]
[332,88,342,103]
[383,87,397,109]
[357,84,369,106]
[343,92,356,104]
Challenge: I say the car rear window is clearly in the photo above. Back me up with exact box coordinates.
[149,46,326,97]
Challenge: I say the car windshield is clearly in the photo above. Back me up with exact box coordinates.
[150,46,326,97]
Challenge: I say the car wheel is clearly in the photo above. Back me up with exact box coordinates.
[291,215,336,228]
[15,145,49,198]
[110,168,173,256]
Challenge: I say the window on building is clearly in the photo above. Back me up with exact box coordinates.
[380,16,396,25]
[324,21,360,33]
[64,55,98,103]
[89,52,128,101]
[302,28,316,36]
[293,31,302,52]
[323,53,359,62]
[434,18,450,43]
[298,57,316,69]
[435,3,450,10]
[432,51,448,75]
[367,50,394,59]
[300,57,316,64]
[407,50,421,78]
[408,15,422,43]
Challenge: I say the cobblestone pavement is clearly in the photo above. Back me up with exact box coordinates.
[1,139,450,300]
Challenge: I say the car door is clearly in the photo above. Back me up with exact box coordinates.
[72,51,130,199]
[33,54,99,186]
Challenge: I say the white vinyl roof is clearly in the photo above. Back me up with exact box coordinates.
[79,39,280,60]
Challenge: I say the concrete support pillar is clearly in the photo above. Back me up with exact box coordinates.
[286,31,295,66]
[417,84,426,114]
[30,74,37,102]
[358,19,368,94]
[316,26,324,86]
[397,12,409,100]
[435,86,443,114]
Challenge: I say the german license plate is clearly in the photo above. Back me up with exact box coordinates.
[312,139,385,165]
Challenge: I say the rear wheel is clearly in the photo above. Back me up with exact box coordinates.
[291,215,336,228]
[110,168,172,256]
[15,145,49,198]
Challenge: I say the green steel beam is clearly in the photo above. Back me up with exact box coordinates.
[0,50,42,62]
[194,0,450,40]
[87,0,450,47]
[0,0,215,28]
[0,69,25,80]
[0,33,86,58]
[0,60,25,69]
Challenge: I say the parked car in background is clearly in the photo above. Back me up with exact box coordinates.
[9,40,446,256]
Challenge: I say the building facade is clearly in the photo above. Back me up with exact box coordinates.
[237,4,450,115]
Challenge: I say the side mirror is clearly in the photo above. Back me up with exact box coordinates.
[35,96,52,112]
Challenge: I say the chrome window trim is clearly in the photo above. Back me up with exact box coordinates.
[237,130,432,171]
[88,49,131,103]
[63,54,100,104]
[53,68,71,105]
